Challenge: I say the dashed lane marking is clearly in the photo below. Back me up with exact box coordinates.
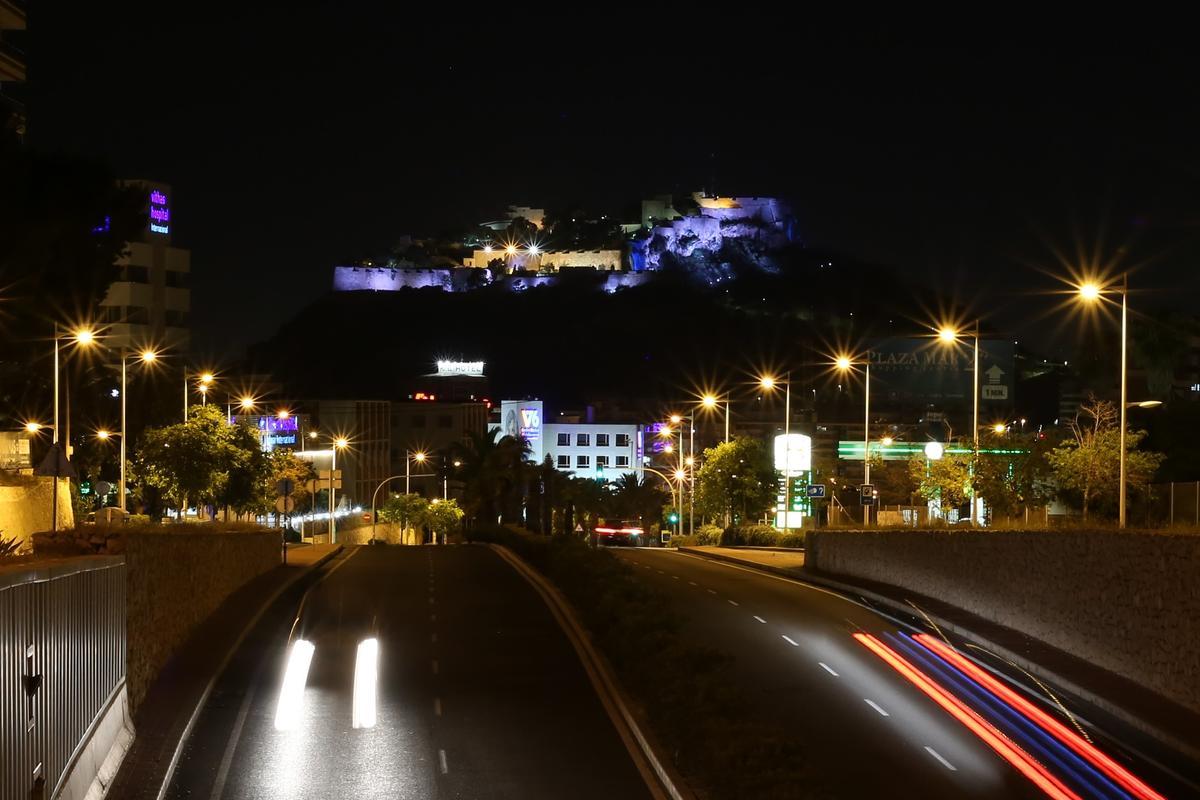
[753,616,767,624]
[727,599,739,606]
[819,662,839,677]
[782,635,800,647]
[439,749,449,774]
[864,698,889,717]
[925,746,957,771]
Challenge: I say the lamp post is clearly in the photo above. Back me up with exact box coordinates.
[329,437,349,542]
[184,371,215,420]
[406,450,427,494]
[937,323,980,525]
[759,373,793,529]
[119,349,158,512]
[50,327,96,531]
[1077,276,1131,528]
[668,415,694,537]
[835,356,872,525]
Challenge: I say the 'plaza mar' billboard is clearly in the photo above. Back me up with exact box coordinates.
[866,338,1016,407]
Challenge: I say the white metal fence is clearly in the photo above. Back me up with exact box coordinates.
[0,556,125,800]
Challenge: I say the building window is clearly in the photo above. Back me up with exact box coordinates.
[165,270,189,288]
[615,433,630,447]
[557,455,570,468]
[576,433,590,447]
[557,433,570,446]
[616,455,630,467]
[165,310,188,327]
[437,415,452,428]
[576,455,590,468]
[411,415,425,428]
[123,265,149,283]
[596,433,609,447]
[596,455,609,468]
[126,306,149,324]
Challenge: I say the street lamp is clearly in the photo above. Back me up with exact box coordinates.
[119,348,159,511]
[184,370,216,419]
[329,437,349,542]
[407,450,427,494]
[936,323,981,525]
[665,414,694,536]
[992,423,1007,435]
[49,326,97,533]
[834,356,872,525]
[1077,275,1132,527]
[759,372,793,528]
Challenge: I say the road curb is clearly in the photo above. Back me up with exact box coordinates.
[679,545,1200,764]
[150,544,345,800]
[487,544,695,800]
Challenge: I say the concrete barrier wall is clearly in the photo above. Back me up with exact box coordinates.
[805,529,1200,715]
[124,530,279,713]
[0,476,75,550]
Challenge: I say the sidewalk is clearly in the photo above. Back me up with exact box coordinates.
[107,544,343,799]
[680,545,1200,764]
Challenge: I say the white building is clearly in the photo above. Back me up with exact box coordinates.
[99,181,190,352]
[495,400,644,483]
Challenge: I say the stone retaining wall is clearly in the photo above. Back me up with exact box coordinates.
[805,529,1200,714]
[124,530,279,713]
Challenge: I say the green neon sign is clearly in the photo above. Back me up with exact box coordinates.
[837,442,1028,461]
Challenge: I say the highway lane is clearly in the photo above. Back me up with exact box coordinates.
[614,548,1181,800]
[164,545,652,800]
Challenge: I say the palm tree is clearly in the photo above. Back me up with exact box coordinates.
[450,428,532,528]
[611,473,669,528]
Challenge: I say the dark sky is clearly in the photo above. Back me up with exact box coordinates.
[27,9,1200,357]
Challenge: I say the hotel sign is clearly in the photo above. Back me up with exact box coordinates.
[436,360,484,377]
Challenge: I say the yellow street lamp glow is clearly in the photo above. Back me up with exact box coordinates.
[240,396,256,410]
[673,469,686,481]
[685,456,695,466]
[277,409,291,420]
[483,245,493,254]
[308,431,318,440]
[658,426,672,437]
[881,436,894,447]
[140,349,157,363]
[663,444,674,453]
[414,452,427,462]
[701,395,718,408]
[835,356,852,371]
[992,423,1007,434]
[74,328,97,346]
[1078,282,1102,301]
[96,430,111,440]
[759,375,776,390]
[669,414,682,424]
[198,385,208,395]
[334,437,349,449]
[938,327,958,343]
[25,422,42,433]
[505,244,517,256]
[199,373,214,385]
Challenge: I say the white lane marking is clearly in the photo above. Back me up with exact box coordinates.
[428,597,434,605]
[819,662,839,677]
[434,697,442,716]
[430,614,436,623]
[657,570,665,574]
[672,576,680,580]
[727,599,739,606]
[208,681,257,800]
[688,581,698,586]
[781,635,800,647]
[925,746,957,771]
[864,698,890,717]
[439,748,449,774]
[706,589,717,595]
[431,659,439,675]
[753,616,767,624]
[431,633,437,644]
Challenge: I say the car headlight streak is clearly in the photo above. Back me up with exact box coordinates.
[274,639,315,731]
[353,638,379,729]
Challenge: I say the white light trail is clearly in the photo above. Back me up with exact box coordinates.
[352,637,379,729]
[274,639,315,731]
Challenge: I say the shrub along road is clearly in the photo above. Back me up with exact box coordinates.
[614,547,1188,800]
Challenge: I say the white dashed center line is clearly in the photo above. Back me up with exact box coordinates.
[727,599,739,606]
[706,589,717,595]
[864,698,889,717]
[781,635,800,647]
[688,581,698,586]
[818,662,839,677]
[434,697,442,716]
[431,660,439,675]
[439,748,449,774]
[753,616,767,624]
[925,746,957,771]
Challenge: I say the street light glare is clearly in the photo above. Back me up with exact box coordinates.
[673,469,686,481]
[759,376,776,390]
[1078,282,1102,301]
[200,372,215,385]
[277,409,291,420]
[685,456,695,466]
[527,243,540,255]
[701,395,717,408]
[881,436,894,446]
[414,452,427,462]
[835,356,852,371]
[96,430,111,440]
[334,437,349,449]
[669,414,683,424]
[938,327,958,343]
[74,329,97,345]
[140,350,157,363]
[240,396,256,410]
[505,244,517,255]
[993,423,1007,434]
[25,421,42,433]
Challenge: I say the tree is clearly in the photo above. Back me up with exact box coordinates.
[449,429,531,526]
[610,473,669,527]
[693,437,778,525]
[379,492,429,530]
[972,431,1055,522]
[908,448,972,517]
[1047,398,1164,520]
[425,499,465,541]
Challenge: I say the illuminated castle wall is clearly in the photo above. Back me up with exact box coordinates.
[332,266,651,294]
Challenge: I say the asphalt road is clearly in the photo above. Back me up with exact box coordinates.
[614,547,1186,800]
[164,545,652,800]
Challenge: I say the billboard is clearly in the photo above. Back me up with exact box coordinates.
[866,338,1015,406]
[500,400,544,462]
[773,433,812,476]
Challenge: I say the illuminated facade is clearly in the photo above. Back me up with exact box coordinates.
[99,181,191,352]
[493,400,644,483]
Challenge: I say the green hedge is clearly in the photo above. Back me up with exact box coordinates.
[471,526,820,798]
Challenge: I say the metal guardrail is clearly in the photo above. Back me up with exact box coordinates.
[0,556,125,800]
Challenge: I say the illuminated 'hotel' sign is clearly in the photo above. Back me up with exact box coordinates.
[436,360,484,377]
[149,189,170,235]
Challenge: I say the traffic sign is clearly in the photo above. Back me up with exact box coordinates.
[661,531,672,544]
[95,480,113,497]
[806,484,826,498]
[275,478,295,497]
[859,484,877,506]
[318,469,343,480]
[304,479,321,494]
[275,496,296,513]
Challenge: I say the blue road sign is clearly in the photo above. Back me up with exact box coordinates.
[806,484,826,498]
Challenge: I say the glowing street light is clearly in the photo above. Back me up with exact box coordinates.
[327,436,351,542]
[673,468,687,481]
[1076,275,1131,527]
[96,429,113,440]
[936,321,981,525]
[118,347,160,512]
[992,423,1007,434]
[881,436,894,447]
[759,372,794,528]
[74,328,97,346]
[240,396,256,411]
[25,421,44,434]
[277,409,291,420]
[527,243,540,255]
[699,393,730,443]
[835,356,871,525]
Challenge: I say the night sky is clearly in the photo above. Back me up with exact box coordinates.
[28,9,1200,357]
